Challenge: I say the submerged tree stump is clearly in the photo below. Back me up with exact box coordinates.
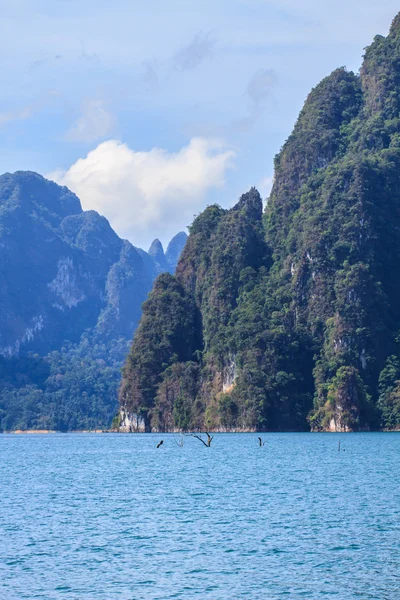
[191,432,214,447]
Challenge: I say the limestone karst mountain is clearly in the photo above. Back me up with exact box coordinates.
[119,13,400,433]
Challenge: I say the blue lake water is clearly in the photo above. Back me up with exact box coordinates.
[0,433,399,599]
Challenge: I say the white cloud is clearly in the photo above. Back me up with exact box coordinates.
[48,137,235,248]
[66,99,116,143]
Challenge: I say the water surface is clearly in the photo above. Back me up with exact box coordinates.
[1,433,399,599]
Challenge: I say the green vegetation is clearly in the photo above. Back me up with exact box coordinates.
[377,355,400,430]
[120,13,400,432]
[120,274,200,430]
[0,334,129,432]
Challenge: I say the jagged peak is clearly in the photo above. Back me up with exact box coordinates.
[148,238,168,270]
[166,231,187,249]
[390,12,400,36]
[188,204,226,237]
[296,68,360,130]
[233,187,263,220]
[165,232,188,272]
[148,238,164,256]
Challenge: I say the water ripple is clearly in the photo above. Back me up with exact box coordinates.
[0,432,399,599]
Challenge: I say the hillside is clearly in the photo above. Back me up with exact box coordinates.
[119,13,400,433]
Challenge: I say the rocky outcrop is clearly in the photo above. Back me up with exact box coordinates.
[118,408,148,433]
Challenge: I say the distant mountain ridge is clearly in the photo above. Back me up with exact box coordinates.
[0,171,187,357]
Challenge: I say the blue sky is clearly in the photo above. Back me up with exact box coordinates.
[1,0,399,248]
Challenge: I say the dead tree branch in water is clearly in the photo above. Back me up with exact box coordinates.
[191,432,214,447]
[157,440,164,448]
[258,437,266,447]
[173,434,184,447]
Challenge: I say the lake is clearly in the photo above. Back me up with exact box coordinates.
[1,433,399,599]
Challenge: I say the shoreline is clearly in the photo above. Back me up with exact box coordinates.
[1,429,399,435]
[1,429,106,435]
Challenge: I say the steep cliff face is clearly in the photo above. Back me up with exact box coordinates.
[120,189,275,431]
[273,17,400,431]
[120,273,200,432]
[119,12,400,432]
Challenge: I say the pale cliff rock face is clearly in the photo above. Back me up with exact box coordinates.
[48,257,86,309]
[222,358,237,393]
[327,418,352,433]
[118,409,148,433]
[0,171,185,357]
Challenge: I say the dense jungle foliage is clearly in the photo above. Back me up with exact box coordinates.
[120,14,400,432]
[0,334,129,432]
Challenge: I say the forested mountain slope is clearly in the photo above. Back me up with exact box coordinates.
[119,13,400,432]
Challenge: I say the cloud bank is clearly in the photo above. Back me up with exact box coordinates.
[48,138,235,248]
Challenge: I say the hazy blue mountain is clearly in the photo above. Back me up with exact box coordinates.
[0,171,187,431]
[148,238,169,273]
[148,233,188,274]
[0,171,184,357]
[165,232,188,273]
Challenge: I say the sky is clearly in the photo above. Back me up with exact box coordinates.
[1,0,399,249]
